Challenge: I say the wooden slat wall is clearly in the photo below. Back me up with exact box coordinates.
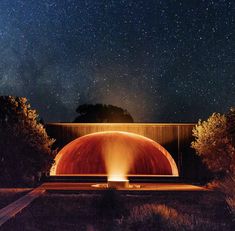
[46,123,201,179]
[46,123,213,181]
[46,123,194,146]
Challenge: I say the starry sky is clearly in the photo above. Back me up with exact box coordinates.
[0,0,234,122]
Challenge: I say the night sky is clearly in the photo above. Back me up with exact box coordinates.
[0,0,234,122]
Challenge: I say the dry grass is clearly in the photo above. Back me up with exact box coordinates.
[121,203,228,231]
[124,203,187,230]
[218,175,235,222]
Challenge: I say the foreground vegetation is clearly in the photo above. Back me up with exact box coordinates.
[192,107,235,222]
[0,96,56,186]
[2,190,232,231]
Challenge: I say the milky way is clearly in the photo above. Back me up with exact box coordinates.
[0,0,234,122]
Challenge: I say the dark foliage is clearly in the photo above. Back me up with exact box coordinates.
[73,104,134,123]
[0,96,56,186]
[227,107,235,147]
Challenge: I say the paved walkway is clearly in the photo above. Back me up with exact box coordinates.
[0,188,45,227]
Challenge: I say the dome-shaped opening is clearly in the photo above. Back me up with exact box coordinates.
[51,131,179,176]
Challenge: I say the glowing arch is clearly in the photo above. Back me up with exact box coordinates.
[51,131,179,176]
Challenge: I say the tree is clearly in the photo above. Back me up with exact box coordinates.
[0,96,56,186]
[73,104,134,123]
[191,112,235,175]
[227,107,235,147]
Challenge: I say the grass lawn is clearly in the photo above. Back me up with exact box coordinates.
[1,190,233,231]
[0,188,31,209]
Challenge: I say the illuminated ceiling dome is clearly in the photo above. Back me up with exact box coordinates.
[52,131,179,176]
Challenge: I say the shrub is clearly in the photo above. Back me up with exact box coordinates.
[121,203,228,231]
[123,203,189,231]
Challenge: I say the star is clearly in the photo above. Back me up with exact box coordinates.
[0,0,234,122]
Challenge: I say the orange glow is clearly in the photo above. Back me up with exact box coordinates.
[108,175,128,181]
[51,131,179,177]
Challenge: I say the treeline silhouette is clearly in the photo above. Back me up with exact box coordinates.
[73,104,134,123]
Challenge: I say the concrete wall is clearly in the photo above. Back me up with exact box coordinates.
[46,123,209,181]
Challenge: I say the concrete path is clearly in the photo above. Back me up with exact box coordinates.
[0,188,45,227]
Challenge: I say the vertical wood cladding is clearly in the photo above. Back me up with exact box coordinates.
[46,123,209,181]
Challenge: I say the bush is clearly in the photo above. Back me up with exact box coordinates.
[121,203,228,231]
[122,203,188,231]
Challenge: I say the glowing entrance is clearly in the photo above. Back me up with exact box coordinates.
[50,131,179,178]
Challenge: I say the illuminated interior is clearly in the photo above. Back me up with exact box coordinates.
[50,131,179,178]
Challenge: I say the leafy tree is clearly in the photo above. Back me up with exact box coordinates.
[0,96,56,185]
[73,104,134,123]
[191,111,235,175]
[227,107,235,147]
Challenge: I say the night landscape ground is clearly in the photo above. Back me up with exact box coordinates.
[0,189,31,209]
[1,190,232,231]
